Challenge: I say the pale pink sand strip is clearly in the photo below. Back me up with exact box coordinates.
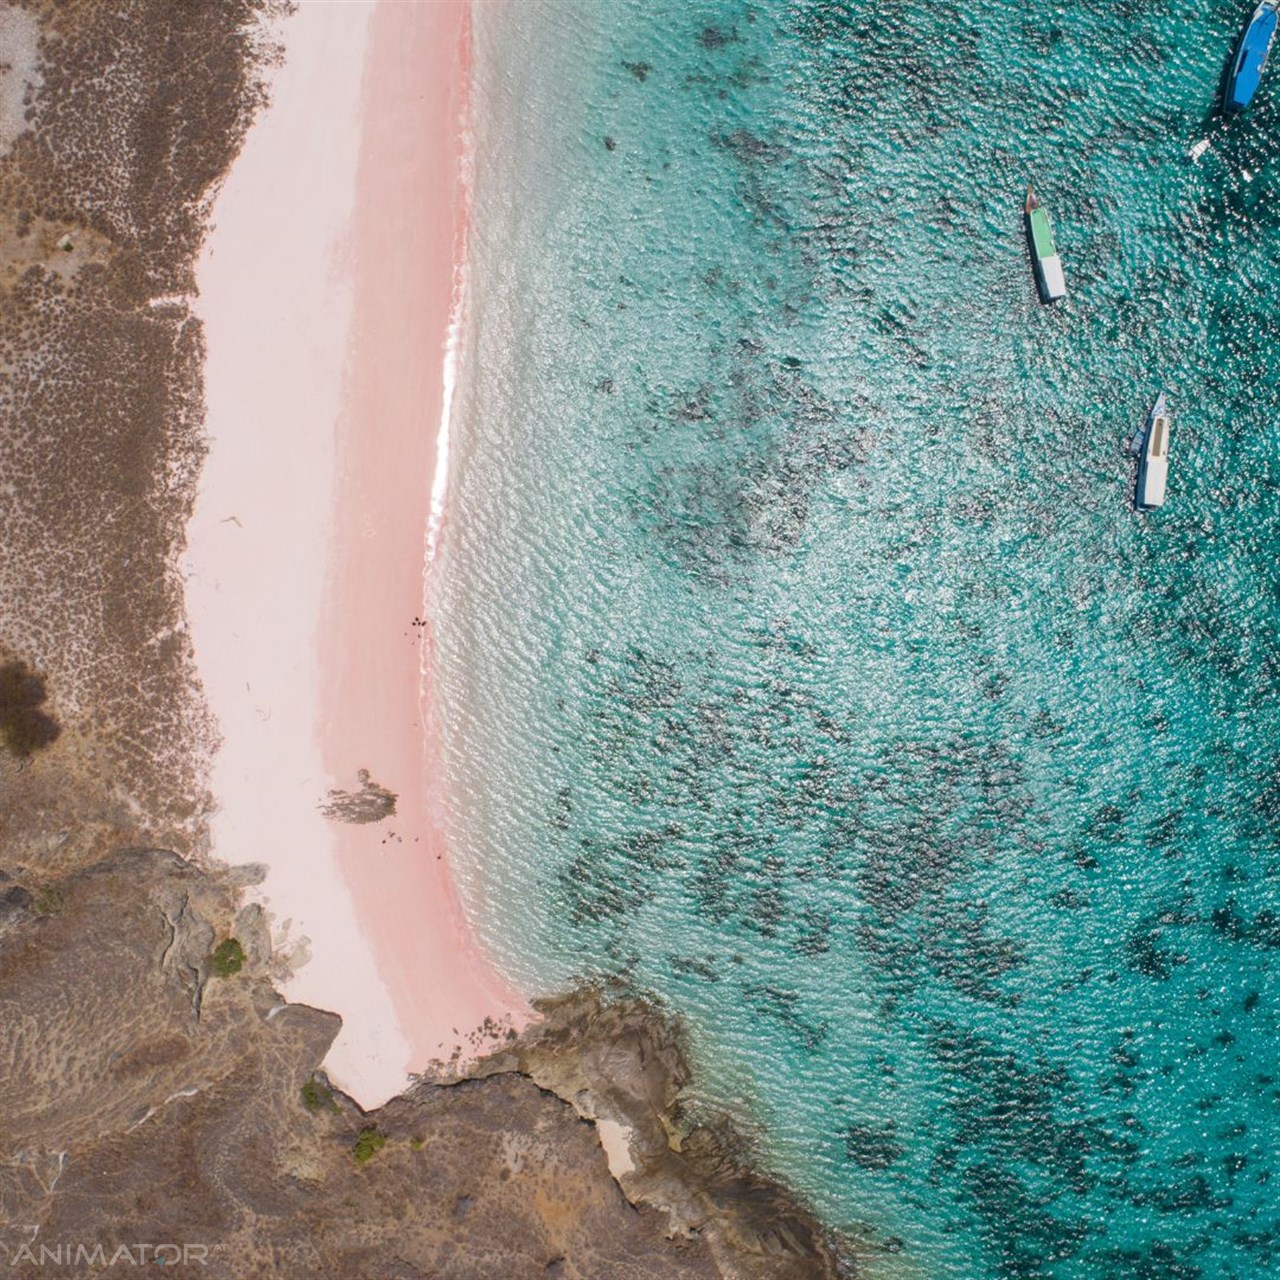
[320,0,529,1080]
[185,0,527,1108]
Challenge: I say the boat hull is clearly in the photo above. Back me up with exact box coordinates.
[1135,396,1170,509]
[1225,1,1279,112]
[1024,202,1066,303]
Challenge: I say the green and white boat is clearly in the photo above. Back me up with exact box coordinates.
[1024,184,1066,303]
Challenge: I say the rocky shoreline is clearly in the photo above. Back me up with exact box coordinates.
[463,987,852,1278]
[0,3,854,1276]
[0,850,851,1278]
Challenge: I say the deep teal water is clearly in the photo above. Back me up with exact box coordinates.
[440,2,1280,1276]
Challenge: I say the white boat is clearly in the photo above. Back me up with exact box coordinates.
[1134,392,1170,509]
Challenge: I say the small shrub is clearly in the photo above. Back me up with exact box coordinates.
[210,938,245,977]
[301,1078,339,1114]
[353,1127,387,1166]
[32,885,62,916]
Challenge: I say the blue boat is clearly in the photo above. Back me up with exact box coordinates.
[1225,0,1280,112]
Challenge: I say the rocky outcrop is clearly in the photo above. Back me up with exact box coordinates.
[468,989,852,1280]
[320,768,398,824]
[0,850,850,1279]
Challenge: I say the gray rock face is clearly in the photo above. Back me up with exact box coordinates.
[470,989,851,1280]
[0,882,34,932]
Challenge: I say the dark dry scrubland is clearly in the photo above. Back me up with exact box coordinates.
[0,3,849,1278]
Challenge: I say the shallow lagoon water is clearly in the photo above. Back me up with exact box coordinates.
[441,2,1280,1275]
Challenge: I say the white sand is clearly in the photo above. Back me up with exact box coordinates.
[596,1119,637,1179]
[184,1,411,1104]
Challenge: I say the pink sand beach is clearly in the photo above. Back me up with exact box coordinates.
[184,0,527,1108]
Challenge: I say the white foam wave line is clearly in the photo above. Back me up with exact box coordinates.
[426,253,466,570]
[421,27,473,765]
[415,24,492,980]
[424,72,473,572]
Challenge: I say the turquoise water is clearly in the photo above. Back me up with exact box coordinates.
[440,1,1280,1275]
